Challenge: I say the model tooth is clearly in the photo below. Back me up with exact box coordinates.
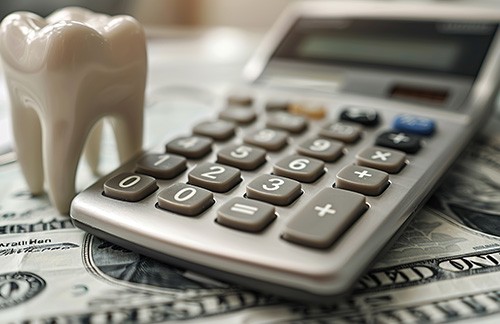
[0,7,147,214]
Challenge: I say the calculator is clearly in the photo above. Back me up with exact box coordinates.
[70,1,500,303]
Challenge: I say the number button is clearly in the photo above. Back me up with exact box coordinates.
[192,120,236,141]
[273,155,325,182]
[282,188,367,248]
[157,183,214,216]
[296,137,344,162]
[336,165,389,196]
[246,174,301,206]
[217,144,266,170]
[217,197,276,232]
[319,122,362,143]
[266,112,307,133]
[135,153,187,179]
[243,128,288,151]
[104,172,158,202]
[188,162,241,192]
[166,135,213,159]
[219,107,257,124]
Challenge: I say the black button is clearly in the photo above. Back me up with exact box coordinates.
[375,131,421,153]
[340,106,379,126]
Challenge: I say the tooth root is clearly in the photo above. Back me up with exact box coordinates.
[0,8,147,214]
[8,87,44,195]
[83,120,103,175]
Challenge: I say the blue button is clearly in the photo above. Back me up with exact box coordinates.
[393,114,435,136]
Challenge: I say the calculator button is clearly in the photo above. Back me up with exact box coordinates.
[288,102,327,120]
[246,174,301,206]
[135,153,187,179]
[217,144,266,170]
[319,122,362,143]
[227,95,253,106]
[243,128,288,151]
[219,107,257,124]
[104,173,158,202]
[165,136,213,159]
[265,100,288,111]
[393,114,435,136]
[336,165,389,196]
[375,131,421,153]
[192,120,236,141]
[296,137,344,162]
[188,162,241,193]
[282,188,366,249]
[356,146,406,173]
[266,112,307,133]
[340,106,379,126]
[273,155,325,183]
[157,183,214,216]
[217,197,276,232]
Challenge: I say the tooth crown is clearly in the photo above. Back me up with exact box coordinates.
[0,7,147,214]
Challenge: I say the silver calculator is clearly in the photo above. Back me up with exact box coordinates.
[70,1,500,303]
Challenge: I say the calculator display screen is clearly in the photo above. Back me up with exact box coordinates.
[273,18,498,77]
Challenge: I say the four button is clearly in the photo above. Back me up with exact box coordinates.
[166,136,213,159]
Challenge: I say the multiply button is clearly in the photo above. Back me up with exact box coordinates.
[356,146,406,173]
[336,165,389,196]
[282,188,366,248]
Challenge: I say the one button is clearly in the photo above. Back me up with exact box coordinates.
[192,120,235,141]
[243,128,288,151]
[336,165,389,196]
[393,114,435,136]
[340,106,379,126]
[135,153,187,179]
[165,135,213,159]
[104,173,158,202]
[273,155,325,183]
[375,131,421,153]
[219,107,257,124]
[319,122,362,143]
[266,112,307,134]
[217,144,266,170]
[356,146,406,173]
[217,197,276,232]
[157,183,214,216]
[188,162,241,193]
[246,174,301,206]
[282,188,366,249]
[296,137,344,162]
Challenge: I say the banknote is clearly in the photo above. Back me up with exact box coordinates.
[1,104,500,323]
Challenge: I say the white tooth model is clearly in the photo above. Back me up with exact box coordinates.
[0,7,147,214]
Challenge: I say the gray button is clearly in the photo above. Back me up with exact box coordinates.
[217,197,276,232]
[157,183,214,216]
[135,153,187,179]
[282,188,367,248]
[273,155,325,183]
[243,128,288,151]
[319,122,362,143]
[104,172,158,202]
[217,144,266,170]
[165,135,213,159]
[227,95,253,107]
[193,120,236,141]
[188,162,241,193]
[336,165,389,196]
[219,107,257,124]
[246,174,301,206]
[356,146,406,173]
[296,137,344,162]
[266,112,307,133]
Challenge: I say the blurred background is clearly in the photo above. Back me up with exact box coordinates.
[0,0,498,30]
